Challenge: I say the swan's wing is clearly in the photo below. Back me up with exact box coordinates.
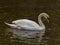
[12,19,44,30]
[5,22,22,29]
[12,19,28,23]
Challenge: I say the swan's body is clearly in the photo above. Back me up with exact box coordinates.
[6,19,44,30]
[5,13,49,43]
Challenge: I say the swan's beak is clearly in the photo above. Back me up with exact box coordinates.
[46,18,49,23]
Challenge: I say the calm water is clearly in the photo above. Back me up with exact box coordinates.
[0,0,60,45]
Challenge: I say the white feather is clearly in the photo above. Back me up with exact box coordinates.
[5,13,49,43]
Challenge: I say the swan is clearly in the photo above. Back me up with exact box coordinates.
[5,13,49,43]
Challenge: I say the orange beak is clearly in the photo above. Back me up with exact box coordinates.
[46,18,49,23]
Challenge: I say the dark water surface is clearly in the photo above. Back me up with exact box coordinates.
[0,0,60,45]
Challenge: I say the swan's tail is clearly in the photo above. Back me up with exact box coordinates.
[4,22,17,28]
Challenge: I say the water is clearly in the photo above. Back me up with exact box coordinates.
[0,0,60,45]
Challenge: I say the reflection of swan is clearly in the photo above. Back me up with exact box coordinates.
[5,13,49,43]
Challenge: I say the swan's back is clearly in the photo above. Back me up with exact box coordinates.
[12,19,44,30]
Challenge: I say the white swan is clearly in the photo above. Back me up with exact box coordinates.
[5,13,49,43]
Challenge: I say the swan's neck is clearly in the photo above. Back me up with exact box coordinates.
[38,15,45,29]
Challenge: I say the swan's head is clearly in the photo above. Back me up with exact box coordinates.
[39,13,49,23]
